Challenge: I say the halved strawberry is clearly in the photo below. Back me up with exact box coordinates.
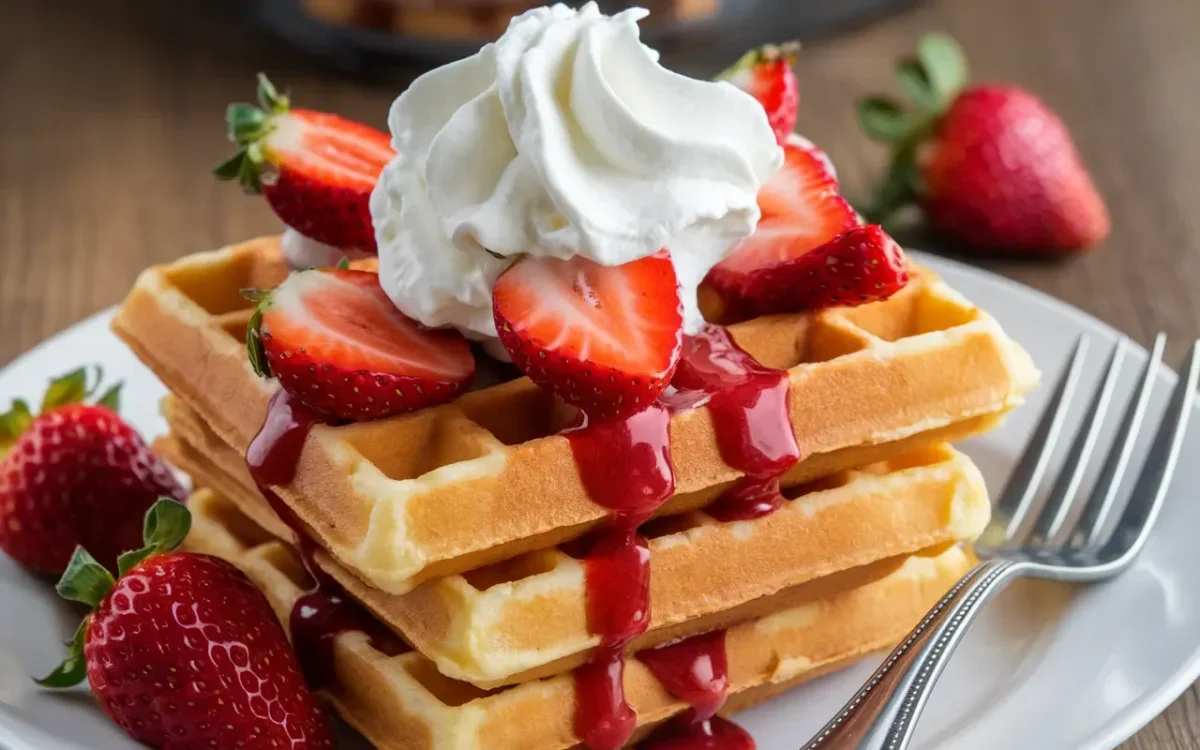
[215,75,395,253]
[247,269,475,421]
[722,224,909,317]
[720,42,801,145]
[492,254,683,421]
[703,140,858,316]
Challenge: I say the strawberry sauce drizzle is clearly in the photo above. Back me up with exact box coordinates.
[672,325,800,522]
[636,630,755,749]
[247,389,402,688]
[562,324,798,748]
[566,403,674,750]
[638,630,729,722]
[640,716,756,750]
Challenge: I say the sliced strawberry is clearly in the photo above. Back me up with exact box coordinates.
[720,42,801,145]
[215,75,394,253]
[723,225,909,317]
[247,269,474,421]
[704,140,858,315]
[493,254,683,421]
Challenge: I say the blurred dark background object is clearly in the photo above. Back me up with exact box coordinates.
[254,0,920,76]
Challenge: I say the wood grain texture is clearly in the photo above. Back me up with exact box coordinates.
[0,0,1197,746]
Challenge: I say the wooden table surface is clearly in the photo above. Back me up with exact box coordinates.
[2,0,1198,746]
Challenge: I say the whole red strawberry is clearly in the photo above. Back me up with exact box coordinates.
[720,42,800,145]
[215,74,395,253]
[247,267,475,421]
[858,34,1109,253]
[38,500,333,749]
[0,369,185,575]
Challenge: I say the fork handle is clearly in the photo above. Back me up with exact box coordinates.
[802,559,1023,750]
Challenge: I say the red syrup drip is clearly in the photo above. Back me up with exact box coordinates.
[247,389,403,688]
[703,477,785,523]
[566,403,675,750]
[637,630,755,749]
[638,630,729,722]
[640,716,756,750]
[672,325,800,522]
[564,326,795,749]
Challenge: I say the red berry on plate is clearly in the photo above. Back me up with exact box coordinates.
[246,267,475,421]
[37,500,333,749]
[718,224,909,318]
[703,139,859,315]
[922,86,1111,253]
[0,370,185,575]
[858,34,1109,253]
[721,42,801,145]
[214,74,395,253]
[493,253,683,421]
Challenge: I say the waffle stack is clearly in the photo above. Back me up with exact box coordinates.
[114,236,1038,748]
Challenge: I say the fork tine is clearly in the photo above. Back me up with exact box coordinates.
[993,335,1090,540]
[1072,334,1167,548]
[1029,339,1127,544]
[1100,339,1199,562]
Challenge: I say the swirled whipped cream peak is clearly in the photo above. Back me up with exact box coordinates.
[371,2,783,341]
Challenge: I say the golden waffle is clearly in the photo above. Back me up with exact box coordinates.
[113,236,1036,594]
[159,396,989,687]
[183,487,976,750]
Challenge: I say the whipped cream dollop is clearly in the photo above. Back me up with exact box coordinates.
[371,2,782,340]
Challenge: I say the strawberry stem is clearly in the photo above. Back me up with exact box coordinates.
[917,34,968,104]
[116,498,192,576]
[95,382,122,411]
[216,74,291,194]
[0,399,32,457]
[34,616,89,689]
[858,33,969,225]
[246,302,271,378]
[40,368,89,412]
[56,548,115,608]
[257,73,289,113]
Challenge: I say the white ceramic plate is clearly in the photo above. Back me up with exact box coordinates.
[1,252,1197,750]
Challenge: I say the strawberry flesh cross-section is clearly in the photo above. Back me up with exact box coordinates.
[703,140,859,318]
[247,268,475,422]
[492,252,684,422]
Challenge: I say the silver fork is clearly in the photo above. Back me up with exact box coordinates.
[803,333,1200,750]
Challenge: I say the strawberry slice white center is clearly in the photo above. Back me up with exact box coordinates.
[266,110,395,191]
[711,141,857,276]
[497,254,682,374]
[266,271,472,380]
[493,253,684,420]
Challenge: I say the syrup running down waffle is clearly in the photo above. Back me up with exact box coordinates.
[182,487,976,750]
[117,236,1034,748]
[158,397,990,688]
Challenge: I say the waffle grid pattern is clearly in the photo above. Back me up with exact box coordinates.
[183,487,975,750]
[112,237,1036,596]
[160,399,990,688]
